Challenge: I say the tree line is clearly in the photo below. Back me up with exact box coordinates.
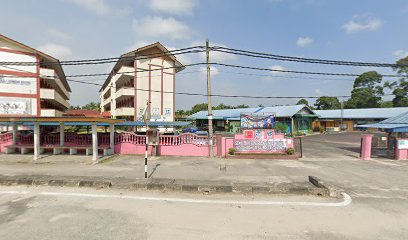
[297,56,408,110]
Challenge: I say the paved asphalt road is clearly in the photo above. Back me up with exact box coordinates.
[0,132,407,239]
[0,185,407,240]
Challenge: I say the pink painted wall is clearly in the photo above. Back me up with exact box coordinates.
[158,144,217,157]
[114,143,153,155]
[395,139,408,160]
[0,133,12,153]
[360,134,372,160]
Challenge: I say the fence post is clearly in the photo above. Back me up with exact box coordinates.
[299,136,303,158]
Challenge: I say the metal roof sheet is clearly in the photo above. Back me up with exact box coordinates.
[188,105,315,120]
[315,107,408,119]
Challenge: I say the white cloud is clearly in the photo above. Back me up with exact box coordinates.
[191,42,237,62]
[47,28,72,41]
[199,66,219,76]
[132,16,192,40]
[270,65,287,75]
[126,41,150,52]
[296,37,313,48]
[66,0,111,15]
[393,49,408,59]
[342,16,382,33]
[263,65,287,82]
[315,88,321,94]
[38,43,73,59]
[149,0,198,15]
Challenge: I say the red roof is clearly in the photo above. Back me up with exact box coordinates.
[63,110,111,118]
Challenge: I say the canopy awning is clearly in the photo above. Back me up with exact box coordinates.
[115,121,191,127]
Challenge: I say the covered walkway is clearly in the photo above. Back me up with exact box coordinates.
[0,116,123,161]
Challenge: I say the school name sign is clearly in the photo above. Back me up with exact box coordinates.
[233,139,287,152]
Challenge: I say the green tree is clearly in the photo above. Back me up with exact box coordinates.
[380,101,393,108]
[214,103,233,110]
[345,71,384,108]
[175,109,185,116]
[296,99,309,106]
[258,104,265,107]
[81,102,100,111]
[386,56,408,107]
[314,96,341,110]
[191,103,208,114]
[235,104,250,109]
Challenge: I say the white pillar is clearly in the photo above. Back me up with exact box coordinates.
[33,122,40,160]
[109,123,114,150]
[59,122,64,146]
[111,81,116,119]
[12,122,17,145]
[92,123,98,161]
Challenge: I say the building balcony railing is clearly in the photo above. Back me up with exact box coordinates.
[40,88,70,109]
[40,68,70,99]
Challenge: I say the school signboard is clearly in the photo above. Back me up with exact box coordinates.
[240,112,275,129]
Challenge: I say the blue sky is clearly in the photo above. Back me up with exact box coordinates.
[1,0,408,109]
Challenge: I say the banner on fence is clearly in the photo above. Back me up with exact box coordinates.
[240,112,275,129]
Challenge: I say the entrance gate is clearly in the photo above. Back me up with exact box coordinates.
[371,133,396,159]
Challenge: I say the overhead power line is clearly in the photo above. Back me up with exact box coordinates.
[211,63,405,78]
[1,62,406,79]
[0,64,396,99]
[69,78,394,99]
[212,46,407,67]
[0,46,206,66]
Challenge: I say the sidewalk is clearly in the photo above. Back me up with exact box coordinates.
[0,154,331,196]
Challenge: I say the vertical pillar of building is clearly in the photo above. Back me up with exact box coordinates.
[92,123,98,161]
[33,122,40,160]
[109,123,114,152]
[12,122,17,145]
[111,81,116,119]
[59,122,64,146]
[100,94,104,112]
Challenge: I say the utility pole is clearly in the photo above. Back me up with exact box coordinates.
[340,100,344,132]
[206,39,214,158]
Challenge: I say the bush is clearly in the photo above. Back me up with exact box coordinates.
[286,147,295,155]
[312,126,321,132]
[228,148,236,155]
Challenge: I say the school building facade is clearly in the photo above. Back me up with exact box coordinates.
[99,42,184,123]
[0,34,71,117]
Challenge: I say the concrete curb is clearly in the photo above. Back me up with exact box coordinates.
[309,176,342,198]
[0,175,330,197]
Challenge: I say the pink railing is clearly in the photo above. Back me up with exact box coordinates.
[43,134,60,145]
[160,133,209,146]
[0,132,12,143]
[115,133,146,145]
[19,134,33,145]
[99,134,110,146]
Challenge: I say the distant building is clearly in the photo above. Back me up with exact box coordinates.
[314,107,408,131]
[187,105,318,134]
[0,34,71,117]
[99,42,185,123]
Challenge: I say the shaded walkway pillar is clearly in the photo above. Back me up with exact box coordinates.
[109,123,114,153]
[33,122,40,160]
[59,122,64,146]
[11,122,17,145]
[92,123,98,161]
[360,134,372,160]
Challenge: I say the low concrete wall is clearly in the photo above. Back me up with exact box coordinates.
[158,144,217,157]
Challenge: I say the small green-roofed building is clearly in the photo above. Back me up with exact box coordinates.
[187,104,318,135]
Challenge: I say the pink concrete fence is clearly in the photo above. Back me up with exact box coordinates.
[115,132,146,145]
[0,133,12,153]
[159,133,209,146]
